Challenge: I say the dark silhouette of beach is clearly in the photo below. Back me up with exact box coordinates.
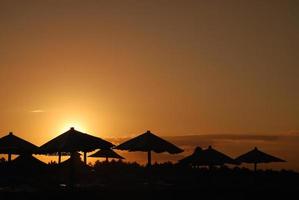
[0,130,298,199]
[0,158,298,200]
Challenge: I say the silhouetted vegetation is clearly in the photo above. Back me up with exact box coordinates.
[0,159,298,199]
[0,130,297,199]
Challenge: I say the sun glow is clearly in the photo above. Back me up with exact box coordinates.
[59,121,87,133]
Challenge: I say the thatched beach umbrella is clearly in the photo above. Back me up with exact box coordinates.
[0,132,38,162]
[114,130,183,166]
[89,149,124,162]
[8,154,47,180]
[235,147,286,171]
[58,151,92,184]
[179,146,203,166]
[59,152,87,168]
[12,154,46,167]
[39,127,113,164]
[179,146,235,168]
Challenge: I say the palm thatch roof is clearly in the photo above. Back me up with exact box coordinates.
[236,147,286,164]
[179,146,202,165]
[114,130,183,154]
[38,127,113,154]
[12,154,46,168]
[179,146,235,166]
[89,149,124,159]
[0,132,38,154]
[7,154,47,177]
[59,152,91,169]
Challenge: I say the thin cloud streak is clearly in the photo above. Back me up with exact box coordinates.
[30,110,45,113]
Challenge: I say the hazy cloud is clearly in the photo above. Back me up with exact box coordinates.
[108,134,284,147]
[163,134,282,146]
[288,130,299,135]
[30,109,45,113]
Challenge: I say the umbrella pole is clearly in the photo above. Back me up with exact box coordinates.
[58,152,61,164]
[8,153,11,162]
[70,151,75,189]
[254,163,257,172]
[147,150,153,185]
[147,150,151,167]
[106,157,108,162]
[84,152,87,164]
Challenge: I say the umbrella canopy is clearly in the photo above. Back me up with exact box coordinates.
[7,154,47,179]
[58,151,92,184]
[179,146,235,167]
[39,127,114,164]
[0,132,38,161]
[89,149,124,161]
[179,146,203,165]
[12,154,46,168]
[114,130,183,166]
[59,152,86,168]
[235,147,286,171]
[88,149,124,159]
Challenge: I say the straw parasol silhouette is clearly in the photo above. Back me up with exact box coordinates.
[12,154,46,167]
[59,152,88,169]
[12,154,46,174]
[114,130,183,167]
[58,151,92,185]
[235,147,286,171]
[38,127,113,164]
[0,132,38,162]
[8,154,47,181]
[179,146,203,166]
[179,146,235,168]
[89,149,124,162]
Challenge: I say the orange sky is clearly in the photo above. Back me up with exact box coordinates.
[0,0,298,169]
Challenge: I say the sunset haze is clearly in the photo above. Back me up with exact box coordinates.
[0,0,298,170]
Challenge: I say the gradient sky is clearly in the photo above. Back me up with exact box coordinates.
[0,0,298,157]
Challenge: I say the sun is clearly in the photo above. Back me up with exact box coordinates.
[59,121,87,133]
